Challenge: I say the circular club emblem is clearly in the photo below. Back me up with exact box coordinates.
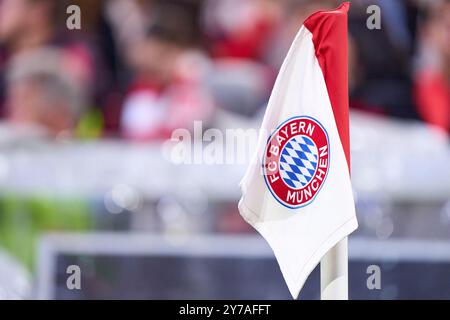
[263,116,330,208]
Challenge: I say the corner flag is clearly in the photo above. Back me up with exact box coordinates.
[238,2,358,299]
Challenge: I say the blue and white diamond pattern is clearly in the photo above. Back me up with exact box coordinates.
[279,135,318,189]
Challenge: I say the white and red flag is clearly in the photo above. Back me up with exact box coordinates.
[238,2,358,298]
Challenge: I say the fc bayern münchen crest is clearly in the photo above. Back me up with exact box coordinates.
[263,116,330,209]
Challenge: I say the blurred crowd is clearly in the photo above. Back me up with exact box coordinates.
[0,0,449,140]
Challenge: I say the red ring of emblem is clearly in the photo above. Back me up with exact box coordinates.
[263,116,330,208]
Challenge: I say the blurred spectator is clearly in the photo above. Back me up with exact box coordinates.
[347,0,418,119]
[0,0,101,134]
[200,0,282,119]
[0,0,56,53]
[0,0,59,115]
[5,48,86,137]
[121,2,214,141]
[203,0,281,60]
[378,0,418,56]
[102,0,153,94]
[414,0,450,133]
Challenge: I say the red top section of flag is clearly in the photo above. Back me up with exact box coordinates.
[304,2,351,171]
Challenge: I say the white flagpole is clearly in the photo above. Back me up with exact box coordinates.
[320,237,348,300]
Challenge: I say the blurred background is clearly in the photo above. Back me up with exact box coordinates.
[0,0,449,299]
